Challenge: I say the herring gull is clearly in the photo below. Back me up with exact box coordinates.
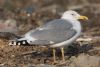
[9,10,88,62]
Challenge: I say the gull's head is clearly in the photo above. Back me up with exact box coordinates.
[61,10,88,21]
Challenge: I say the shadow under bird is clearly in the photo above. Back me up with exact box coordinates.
[9,10,88,63]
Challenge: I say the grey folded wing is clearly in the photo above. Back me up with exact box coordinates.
[29,29,77,45]
[26,19,77,45]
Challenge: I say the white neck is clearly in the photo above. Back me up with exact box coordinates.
[61,15,81,32]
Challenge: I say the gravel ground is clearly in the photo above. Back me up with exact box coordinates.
[0,37,100,67]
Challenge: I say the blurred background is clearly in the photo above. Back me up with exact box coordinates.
[0,0,99,36]
[0,0,100,67]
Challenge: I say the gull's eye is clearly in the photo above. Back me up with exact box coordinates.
[71,14,75,16]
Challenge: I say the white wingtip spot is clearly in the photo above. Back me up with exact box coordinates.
[50,41,54,44]
[18,42,21,45]
[22,41,26,44]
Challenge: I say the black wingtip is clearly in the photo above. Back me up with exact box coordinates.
[9,40,30,46]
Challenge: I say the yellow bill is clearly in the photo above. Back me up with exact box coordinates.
[78,16,88,20]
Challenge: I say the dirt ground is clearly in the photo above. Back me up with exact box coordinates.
[0,35,100,67]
